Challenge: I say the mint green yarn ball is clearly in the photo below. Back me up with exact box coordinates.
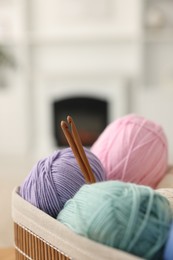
[57,181,173,260]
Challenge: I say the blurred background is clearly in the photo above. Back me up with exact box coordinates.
[1,0,173,247]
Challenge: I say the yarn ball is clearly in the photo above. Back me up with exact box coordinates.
[57,181,173,260]
[164,222,173,260]
[156,188,173,210]
[19,147,106,218]
[91,114,168,188]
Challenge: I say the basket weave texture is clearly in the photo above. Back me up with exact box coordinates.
[12,187,142,260]
[14,222,70,259]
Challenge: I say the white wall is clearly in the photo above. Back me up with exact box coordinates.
[0,0,173,161]
[0,69,29,157]
[132,84,173,163]
[0,0,142,159]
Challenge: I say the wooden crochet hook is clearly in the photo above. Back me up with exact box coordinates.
[61,115,96,184]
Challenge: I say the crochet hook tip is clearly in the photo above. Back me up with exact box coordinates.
[61,121,68,129]
[67,115,72,124]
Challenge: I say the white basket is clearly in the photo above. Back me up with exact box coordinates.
[12,187,142,260]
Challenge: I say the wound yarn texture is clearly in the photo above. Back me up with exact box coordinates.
[91,114,168,188]
[19,147,106,218]
[57,181,173,260]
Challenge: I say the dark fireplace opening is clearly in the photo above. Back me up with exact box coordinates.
[52,96,108,147]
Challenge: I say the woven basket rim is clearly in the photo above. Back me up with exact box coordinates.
[12,186,142,260]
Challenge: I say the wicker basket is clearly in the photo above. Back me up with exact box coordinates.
[12,187,143,260]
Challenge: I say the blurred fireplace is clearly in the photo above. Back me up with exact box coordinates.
[52,96,108,147]
[34,76,127,156]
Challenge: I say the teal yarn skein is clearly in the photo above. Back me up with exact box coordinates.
[57,181,173,260]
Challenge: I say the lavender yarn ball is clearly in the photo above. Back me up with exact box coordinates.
[19,147,106,218]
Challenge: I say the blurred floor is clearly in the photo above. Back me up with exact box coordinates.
[0,248,15,260]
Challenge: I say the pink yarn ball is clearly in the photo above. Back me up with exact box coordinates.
[91,114,168,188]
